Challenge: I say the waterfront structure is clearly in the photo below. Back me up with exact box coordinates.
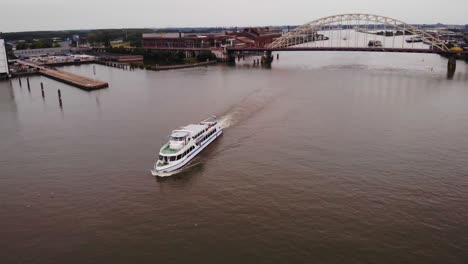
[17,60,108,90]
[0,38,9,78]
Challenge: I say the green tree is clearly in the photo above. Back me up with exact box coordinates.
[15,42,29,50]
[103,33,111,48]
[30,39,53,49]
[196,51,216,62]
[128,33,142,47]
[87,33,98,45]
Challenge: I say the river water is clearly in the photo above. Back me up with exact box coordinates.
[1,51,468,263]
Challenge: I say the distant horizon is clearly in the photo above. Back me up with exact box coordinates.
[3,22,468,35]
[2,0,468,32]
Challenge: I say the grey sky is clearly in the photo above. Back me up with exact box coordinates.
[2,0,467,32]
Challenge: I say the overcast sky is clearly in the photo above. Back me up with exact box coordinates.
[2,0,467,32]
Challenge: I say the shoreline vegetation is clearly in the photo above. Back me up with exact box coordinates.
[107,47,217,67]
[148,60,217,71]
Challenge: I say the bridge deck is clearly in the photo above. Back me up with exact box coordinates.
[228,47,467,55]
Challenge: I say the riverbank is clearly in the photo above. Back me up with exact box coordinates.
[149,60,217,71]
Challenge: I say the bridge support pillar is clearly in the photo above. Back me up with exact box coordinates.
[262,51,274,66]
[447,56,456,79]
[227,50,236,65]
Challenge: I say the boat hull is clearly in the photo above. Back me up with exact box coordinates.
[151,128,223,177]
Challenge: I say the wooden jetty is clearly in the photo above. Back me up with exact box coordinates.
[18,60,108,91]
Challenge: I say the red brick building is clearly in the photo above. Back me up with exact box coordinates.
[236,28,283,47]
[143,33,230,49]
[142,28,283,49]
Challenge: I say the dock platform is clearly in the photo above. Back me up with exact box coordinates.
[41,68,108,90]
[18,60,109,91]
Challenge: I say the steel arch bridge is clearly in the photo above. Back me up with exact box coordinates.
[226,14,461,76]
[267,13,450,52]
[227,13,468,56]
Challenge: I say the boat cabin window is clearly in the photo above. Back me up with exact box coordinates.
[170,156,176,161]
[171,136,185,141]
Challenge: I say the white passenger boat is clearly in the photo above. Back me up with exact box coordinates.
[151,116,223,177]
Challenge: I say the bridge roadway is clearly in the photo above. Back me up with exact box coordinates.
[141,47,217,51]
[227,47,468,55]
[139,46,467,56]
[18,60,109,90]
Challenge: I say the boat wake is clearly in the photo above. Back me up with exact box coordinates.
[217,85,284,129]
[155,78,285,179]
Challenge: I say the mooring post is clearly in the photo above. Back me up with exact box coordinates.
[267,51,273,63]
[19,78,22,86]
[277,53,279,60]
[41,82,45,98]
[262,51,273,66]
[27,78,30,88]
[58,89,62,107]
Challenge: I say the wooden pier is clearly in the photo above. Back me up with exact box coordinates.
[18,60,108,91]
[41,68,108,90]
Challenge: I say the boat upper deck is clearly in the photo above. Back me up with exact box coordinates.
[161,144,180,154]
[159,118,219,156]
[183,124,207,136]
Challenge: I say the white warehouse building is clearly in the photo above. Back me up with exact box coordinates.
[0,38,9,78]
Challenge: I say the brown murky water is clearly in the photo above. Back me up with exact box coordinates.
[1,52,468,263]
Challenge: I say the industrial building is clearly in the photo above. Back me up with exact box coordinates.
[13,41,72,58]
[0,38,9,79]
[143,32,230,49]
[236,28,282,47]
